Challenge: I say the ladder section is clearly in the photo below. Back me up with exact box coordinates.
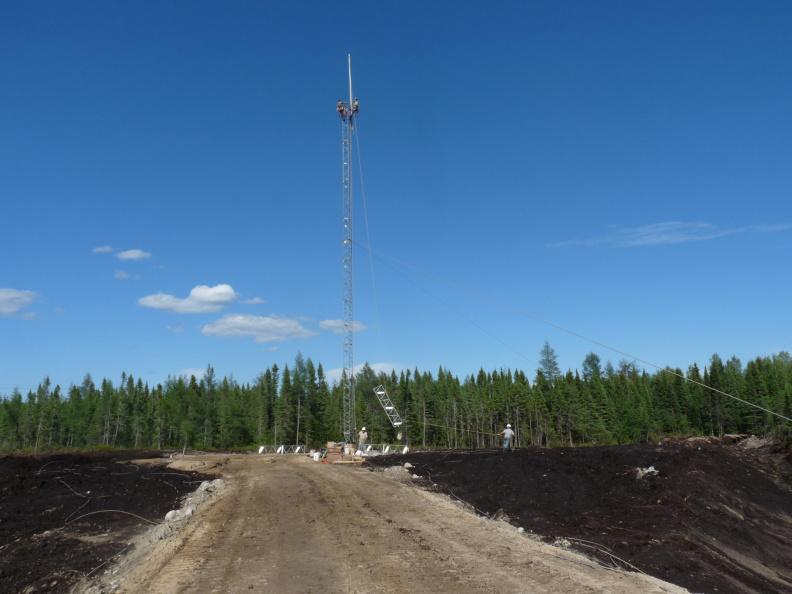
[373,385,403,427]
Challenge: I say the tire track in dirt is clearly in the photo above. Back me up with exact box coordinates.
[117,455,688,594]
[134,457,341,593]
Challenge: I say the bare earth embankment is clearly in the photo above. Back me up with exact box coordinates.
[2,436,790,594]
[367,436,792,594]
[93,454,686,594]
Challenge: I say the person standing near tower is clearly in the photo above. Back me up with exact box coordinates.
[498,424,514,450]
[357,426,368,452]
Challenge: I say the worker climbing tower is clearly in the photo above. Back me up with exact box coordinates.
[338,55,359,444]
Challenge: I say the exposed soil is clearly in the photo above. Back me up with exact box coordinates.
[0,450,217,594]
[3,437,790,594]
[366,436,792,594]
[96,454,685,594]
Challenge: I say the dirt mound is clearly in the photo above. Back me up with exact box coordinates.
[0,450,217,594]
[366,437,792,594]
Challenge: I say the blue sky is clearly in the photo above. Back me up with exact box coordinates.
[2,2,791,395]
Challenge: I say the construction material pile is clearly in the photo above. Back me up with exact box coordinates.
[321,442,364,465]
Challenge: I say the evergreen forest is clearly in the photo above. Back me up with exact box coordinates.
[1,345,791,452]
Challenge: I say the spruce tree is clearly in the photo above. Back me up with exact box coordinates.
[538,340,561,382]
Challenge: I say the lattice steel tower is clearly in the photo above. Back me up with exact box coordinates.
[337,55,359,444]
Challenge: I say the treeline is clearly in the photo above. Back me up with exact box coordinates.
[1,346,790,452]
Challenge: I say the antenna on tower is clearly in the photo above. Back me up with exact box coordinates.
[348,54,353,107]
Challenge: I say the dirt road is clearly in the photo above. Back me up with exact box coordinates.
[100,454,686,594]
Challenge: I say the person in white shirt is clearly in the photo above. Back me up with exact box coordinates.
[357,427,368,452]
[498,424,514,449]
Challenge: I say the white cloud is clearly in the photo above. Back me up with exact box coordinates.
[116,249,152,260]
[139,284,237,314]
[319,319,367,334]
[0,288,39,317]
[93,245,115,253]
[324,362,404,386]
[202,313,318,343]
[616,222,733,246]
[115,270,130,279]
[752,223,792,233]
[241,297,265,305]
[548,221,792,248]
[166,325,186,333]
[181,368,206,380]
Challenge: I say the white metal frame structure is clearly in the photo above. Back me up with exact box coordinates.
[373,385,403,428]
[364,443,409,454]
[257,445,306,454]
